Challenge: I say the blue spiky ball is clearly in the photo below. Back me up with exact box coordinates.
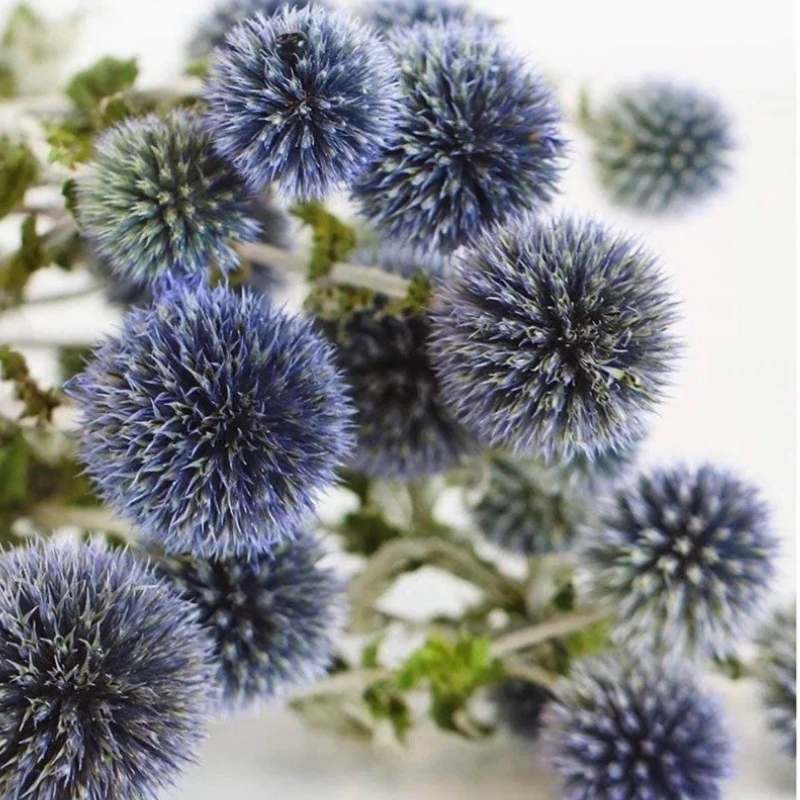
[430,215,679,461]
[353,21,564,253]
[206,6,399,200]
[583,464,777,658]
[188,0,323,59]
[472,456,588,556]
[588,81,733,212]
[67,285,353,559]
[320,294,472,478]
[756,606,796,757]
[360,0,486,34]
[0,541,213,800]
[78,110,259,291]
[156,532,344,708]
[543,655,731,800]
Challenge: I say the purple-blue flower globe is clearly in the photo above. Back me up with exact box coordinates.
[543,655,732,800]
[156,532,344,708]
[67,285,353,559]
[206,5,399,200]
[353,21,565,252]
[78,110,259,291]
[430,215,679,461]
[0,541,214,800]
[583,463,778,658]
[359,0,487,34]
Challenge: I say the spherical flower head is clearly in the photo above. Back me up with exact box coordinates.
[320,293,472,477]
[155,532,344,708]
[430,215,679,460]
[543,655,731,800]
[66,285,354,559]
[755,606,796,756]
[583,464,777,658]
[353,21,565,253]
[188,0,323,60]
[206,6,400,200]
[492,679,552,740]
[472,455,587,556]
[78,110,259,290]
[589,81,733,213]
[359,0,486,34]
[0,541,214,800]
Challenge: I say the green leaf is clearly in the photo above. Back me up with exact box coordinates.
[65,56,138,113]
[0,136,38,219]
[45,120,95,168]
[0,428,29,509]
[339,508,404,556]
[61,178,80,221]
[57,345,92,382]
[363,680,412,742]
[0,60,17,98]
[291,202,357,280]
[0,215,45,305]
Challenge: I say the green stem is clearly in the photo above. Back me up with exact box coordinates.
[29,502,135,540]
[490,609,609,658]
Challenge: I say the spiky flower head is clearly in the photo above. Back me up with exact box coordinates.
[360,0,485,34]
[354,21,564,253]
[543,655,731,800]
[583,464,777,658]
[66,285,353,559]
[354,240,447,280]
[492,679,552,740]
[78,110,259,291]
[206,6,399,200]
[755,606,796,756]
[430,215,679,460]
[155,532,344,708]
[188,0,322,60]
[319,293,472,477]
[472,456,588,555]
[588,81,733,212]
[0,541,213,800]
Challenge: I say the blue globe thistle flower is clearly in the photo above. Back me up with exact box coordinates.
[755,606,796,757]
[78,110,259,291]
[320,294,473,477]
[583,464,777,658]
[188,0,323,60]
[0,541,213,800]
[206,6,400,200]
[359,0,486,34]
[66,285,354,559]
[155,532,344,708]
[588,81,733,212]
[430,215,679,461]
[353,21,565,253]
[472,456,588,556]
[543,655,731,800]
[492,679,552,740]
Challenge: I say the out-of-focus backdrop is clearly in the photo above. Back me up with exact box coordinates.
[0,0,796,797]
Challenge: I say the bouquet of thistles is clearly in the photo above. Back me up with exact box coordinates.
[0,1,794,798]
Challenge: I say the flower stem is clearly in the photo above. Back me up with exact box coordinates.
[490,609,609,658]
[29,502,135,540]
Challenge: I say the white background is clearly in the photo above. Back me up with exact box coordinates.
[0,0,796,797]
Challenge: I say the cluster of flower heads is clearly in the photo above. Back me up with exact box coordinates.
[587,81,733,213]
[583,463,777,658]
[542,655,732,800]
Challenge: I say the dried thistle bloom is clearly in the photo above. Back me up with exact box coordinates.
[584,464,778,658]
[588,81,733,212]
[0,541,214,800]
[430,215,679,461]
[354,21,564,252]
[206,5,399,200]
[67,285,353,559]
[543,655,732,800]
[78,110,259,290]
